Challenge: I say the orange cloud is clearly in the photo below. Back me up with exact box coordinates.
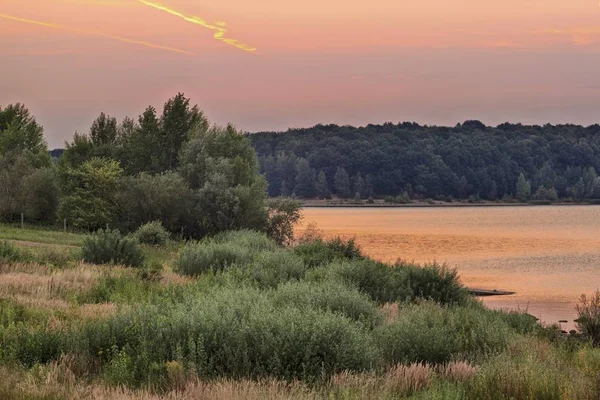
[539,28,600,46]
[0,13,195,55]
[137,0,259,54]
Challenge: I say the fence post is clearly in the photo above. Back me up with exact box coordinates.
[64,219,67,232]
[21,213,24,229]
[106,223,109,231]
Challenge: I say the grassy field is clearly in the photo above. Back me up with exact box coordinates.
[0,224,599,399]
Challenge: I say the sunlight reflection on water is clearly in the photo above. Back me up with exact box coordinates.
[301,206,600,331]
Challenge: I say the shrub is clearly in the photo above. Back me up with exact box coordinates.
[80,287,379,386]
[309,260,467,306]
[396,262,468,305]
[134,221,169,246]
[81,229,144,268]
[375,302,515,365]
[576,290,600,346]
[237,249,307,288]
[272,281,384,328]
[294,236,363,268]
[213,230,278,252]
[174,241,249,276]
[0,240,22,263]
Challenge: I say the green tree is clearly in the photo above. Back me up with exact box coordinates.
[179,124,268,237]
[353,173,366,198]
[266,197,303,245]
[58,158,123,230]
[119,107,163,174]
[89,112,118,146]
[533,186,558,202]
[516,173,531,201]
[160,93,208,171]
[315,170,331,199]
[294,158,316,198]
[334,167,351,198]
[0,103,46,155]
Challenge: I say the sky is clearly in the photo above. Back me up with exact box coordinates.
[1,0,600,148]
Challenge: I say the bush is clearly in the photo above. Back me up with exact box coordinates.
[396,262,468,305]
[80,287,379,386]
[235,249,307,288]
[174,241,249,276]
[213,230,278,252]
[294,237,363,268]
[0,240,22,263]
[375,302,515,365]
[576,290,600,346]
[81,229,144,268]
[309,260,467,306]
[272,281,384,328]
[134,221,169,246]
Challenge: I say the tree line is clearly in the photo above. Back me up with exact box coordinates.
[0,96,300,243]
[250,121,600,202]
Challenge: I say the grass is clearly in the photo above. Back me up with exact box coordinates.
[0,223,86,246]
[0,224,598,399]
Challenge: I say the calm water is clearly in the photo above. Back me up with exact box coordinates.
[301,206,600,330]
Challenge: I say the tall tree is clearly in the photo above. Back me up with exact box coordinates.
[315,170,331,199]
[516,173,531,201]
[334,167,351,198]
[160,93,208,171]
[89,113,118,146]
[294,158,316,198]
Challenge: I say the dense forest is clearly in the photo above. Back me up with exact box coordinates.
[0,96,299,241]
[250,122,600,202]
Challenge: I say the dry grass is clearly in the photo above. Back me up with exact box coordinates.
[330,363,433,398]
[381,302,399,323]
[438,361,479,383]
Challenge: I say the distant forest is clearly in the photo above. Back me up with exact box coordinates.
[249,121,600,202]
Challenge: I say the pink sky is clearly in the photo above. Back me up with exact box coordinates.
[1,0,600,147]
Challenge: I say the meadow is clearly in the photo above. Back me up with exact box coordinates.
[0,222,599,400]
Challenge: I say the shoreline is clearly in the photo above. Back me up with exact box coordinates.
[299,199,598,208]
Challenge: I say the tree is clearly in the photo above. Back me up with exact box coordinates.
[119,107,163,174]
[334,167,351,198]
[89,113,118,146]
[533,186,558,202]
[294,158,316,198]
[265,197,302,245]
[353,173,366,198]
[179,124,268,238]
[315,170,331,199]
[58,158,123,230]
[0,103,46,155]
[160,93,208,170]
[516,173,531,201]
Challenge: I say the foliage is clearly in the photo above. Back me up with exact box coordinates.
[375,302,515,364]
[576,290,600,346]
[294,236,362,268]
[265,197,302,245]
[58,158,123,230]
[251,122,600,201]
[115,172,194,235]
[82,229,144,267]
[174,240,250,276]
[0,240,22,263]
[79,287,379,385]
[134,221,170,246]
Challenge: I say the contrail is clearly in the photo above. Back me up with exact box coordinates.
[0,13,194,55]
[137,0,258,54]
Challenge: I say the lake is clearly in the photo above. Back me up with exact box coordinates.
[300,205,600,330]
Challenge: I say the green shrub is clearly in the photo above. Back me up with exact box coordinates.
[294,237,363,268]
[174,241,249,276]
[0,240,22,263]
[309,260,467,306]
[576,290,600,346]
[213,229,278,252]
[237,249,307,288]
[375,302,515,365]
[80,287,379,386]
[397,262,468,305]
[134,221,169,246]
[81,229,144,268]
[272,281,384,328]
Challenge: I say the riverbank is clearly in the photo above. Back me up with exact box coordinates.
[300,198,599,208]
